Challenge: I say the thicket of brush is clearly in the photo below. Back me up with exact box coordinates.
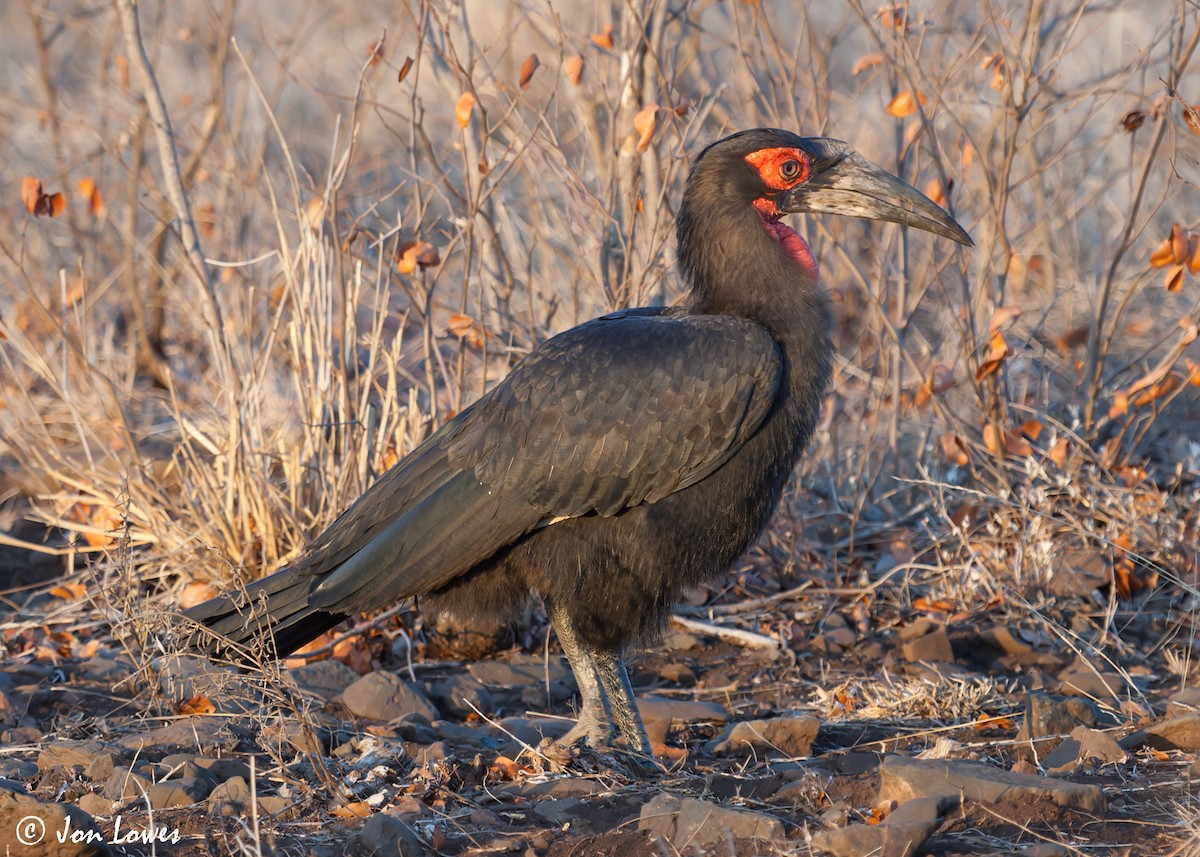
[0,0,1197,658]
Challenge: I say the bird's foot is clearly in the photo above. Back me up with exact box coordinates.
[555,710,611,748]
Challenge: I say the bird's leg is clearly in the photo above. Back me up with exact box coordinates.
[591,648,653,757]
[546,600,612,747]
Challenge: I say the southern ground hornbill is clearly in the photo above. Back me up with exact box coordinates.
[187,129,972,756]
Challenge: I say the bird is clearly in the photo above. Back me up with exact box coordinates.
[186,128,972,757]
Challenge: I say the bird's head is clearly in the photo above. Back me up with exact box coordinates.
[685,129,973,267]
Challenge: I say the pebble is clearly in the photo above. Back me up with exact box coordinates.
[287,659,362,701]
[358,812,426,857]
[636,695,727,744]
[0,785,107,857]
[638,793,785,848]
[341,671,440,723]
[709,714,819,757]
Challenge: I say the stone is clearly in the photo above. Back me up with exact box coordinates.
[208,776,253,816]
[76,793,114,817]
[1042,726,1127,775]
[899,620,954,663]
[36,742,116,776]
[146,776,212,809]
[1056,662,1131,702]
[812,795,947,857]
[879,755,1105,815]
[532,797,586,825]
[1166,687,1200,718]
[710,715,819,757]
[636,695,727,745]
[102,770,154,803]
[664,632,700,651]
[466,657,574,705]
[341,672,439,723]
[115,717,230,755]
[493,716,570,747]
[427,675,493,719]
[1122,712,1200,752]
[638,793,785,848]
[0,785,108,856]
[287,659,362,701]
[358,813,426,857]
[1018,693,1107,757]
[657,663,696,686]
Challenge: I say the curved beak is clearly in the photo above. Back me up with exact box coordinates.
[780,138,973,246]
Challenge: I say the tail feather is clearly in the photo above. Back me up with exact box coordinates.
[184,567,347,659]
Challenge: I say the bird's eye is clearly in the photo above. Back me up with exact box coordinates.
[780,159,802,181]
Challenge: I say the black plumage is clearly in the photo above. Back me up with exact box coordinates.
[187,129,972,754]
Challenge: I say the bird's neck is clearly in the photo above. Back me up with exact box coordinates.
[678,200,832,382]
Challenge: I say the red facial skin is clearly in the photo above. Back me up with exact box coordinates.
[745,148,818,277]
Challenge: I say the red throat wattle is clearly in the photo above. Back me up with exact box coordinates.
[753,198,818,277]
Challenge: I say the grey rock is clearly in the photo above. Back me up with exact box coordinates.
[208,776,253,816]
[1042,726,1127,775]
[710,715,819,757]
[342,672,440,723]
[879,755,1105,815]
[1166,687,1200,718]
[358,813,427,857]
[638,793,785,848]
[115,717,231,755]
[428,674,493,719]
[532,797,587,825]
[287,659,362,701]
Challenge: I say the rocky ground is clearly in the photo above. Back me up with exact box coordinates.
[1,546,1199,857]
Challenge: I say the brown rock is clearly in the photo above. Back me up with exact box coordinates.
[37,743,115,776]
[812,795,947,857]
[114,718,230,755]
[0,785,108,856]
[638,793,784,848]
[899,620,954,663]
[358,812,426,857]
[1166,687,1200,718]
[710,715,819,757]
[1057,661,1130,702]
[146,776,212,809]
[208,776,252,816]
[1122,712,1200,752]
[1042,726,1127,775]
[637,695,727,744]
[879,755,1105,815]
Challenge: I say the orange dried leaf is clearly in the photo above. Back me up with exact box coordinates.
[1188,234,1200,274]
[179,581,218,610]
[50,583,87,601]
[178,694,216,716]
[1185,103,1200,136]
[1165,264,1185,292]
[975,330,1010,382]
[397,56,414,83]
[885,90,926,118]
[939,432,969,466]
[455,91,477,128]
[1019,419,1043,441]
[1187,357,1200,386]
[961,141,975,173]
[303,195,325,230]
[923,178,945,207]
[982,424,1003,455]
[396,240,439,274]
[332,801,371,819]
[1109,391,1129,418]
[77,177,105,218]
[988,304,1021,333]
[21,176,65,218]
[590,24,614,49]
[634,103,659,153]
[564,54,584,85]
[518,54,540,89]
[447,313,486,348]
[1048,436,1069,467]
[852,53,884,76]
